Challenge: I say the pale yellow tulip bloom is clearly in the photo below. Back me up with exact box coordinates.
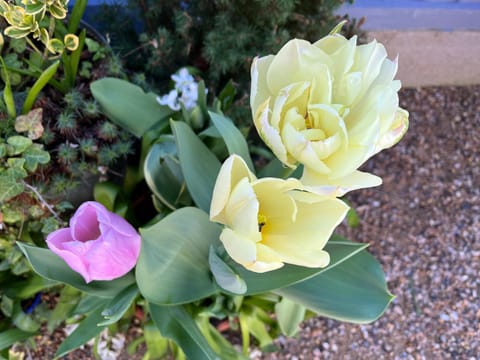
[210,155,349,273]
[251,32,409,196]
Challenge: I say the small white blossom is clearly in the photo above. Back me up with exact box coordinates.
[180,82,199,110]
[172,68,195,92]
[157,89,181,111]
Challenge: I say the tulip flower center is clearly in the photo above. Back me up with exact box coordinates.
[258,213,267,232]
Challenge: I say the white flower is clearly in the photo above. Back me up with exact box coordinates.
[157,89,180,111]
[172,68,195,92]
[180,82,199,110]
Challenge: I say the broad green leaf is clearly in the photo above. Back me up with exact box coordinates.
[275,297,306,337]
[171,121,221,212]
[17,243,135,298]
[136,207,219,305]
[208,111,254,171]
[149,303,220,360]
[0,328,34,350]
[144,137,188,210]
[230,236,368,295]
[98,284,138,326]
[55,307,106,358]
[276,248,394,323]
[72,295,110,316]
[91,78,173,137]
[208,246,246,295]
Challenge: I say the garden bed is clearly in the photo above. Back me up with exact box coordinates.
[26,85,480,359]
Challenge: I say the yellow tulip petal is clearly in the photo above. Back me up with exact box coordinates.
[210,155,255,223]
[225,177,260,241]
[301,168,382,196]
[266,39,332,98]
[250,55,274,115]
[315,35,357,78]
[376,107,409,152]
[253,178,298,224]
[282,122,331,174]
[220,228,257,267]
[254,100,295,167]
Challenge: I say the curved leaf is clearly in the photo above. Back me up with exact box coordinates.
[22,60,60,114]
[91,78,172,137]
[144,137,189,210]
[275,248,394,323]
[0,328,34,350]
[149,303,221,360]
[17,243,135,298]
[209,246,246,295]
[136,207,220,305]
[232,236,368,295]
[98,284,138,326]
[209,111,254,171]
[55,307,106,358]
[171,121,221,212]
[275,297,306,337]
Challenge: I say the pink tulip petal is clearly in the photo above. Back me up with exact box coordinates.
[46,201,141,283]
[70,202,101,242]
[84,230,141,280]
[46,228,92,283]
[107,212,139,237]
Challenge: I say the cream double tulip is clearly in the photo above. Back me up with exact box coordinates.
[210,155,349,273]
[251,32,409,196]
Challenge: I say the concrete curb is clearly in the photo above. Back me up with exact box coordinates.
[368,30,480,87]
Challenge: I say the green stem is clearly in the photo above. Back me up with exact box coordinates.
[25,38,43,57]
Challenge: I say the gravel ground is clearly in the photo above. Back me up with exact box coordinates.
[28,85,479,359]
[259,85,480,359]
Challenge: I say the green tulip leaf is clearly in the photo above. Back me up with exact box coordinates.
[17,243,136,298]
[136,207,220,305]
[0,328,34,350]
[144,137,189,210]
[229,235,368,295]
[208,111,254,171]
[171,121,221,212]
[275,297,306,337]
[208,246,246,295]
[98,284,138,326]
[149,303,221,360]
[91,78,173,137]
[276,247,394,324]
[55,307,106,358]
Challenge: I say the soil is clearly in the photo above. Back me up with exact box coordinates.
[22,85,480,359]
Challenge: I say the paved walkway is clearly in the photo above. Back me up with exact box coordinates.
[337,1,480,87]
[338,0,480,30]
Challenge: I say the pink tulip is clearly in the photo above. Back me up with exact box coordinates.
[46,201,141,283]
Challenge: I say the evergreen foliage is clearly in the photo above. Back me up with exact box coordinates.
[122,0,360,96]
